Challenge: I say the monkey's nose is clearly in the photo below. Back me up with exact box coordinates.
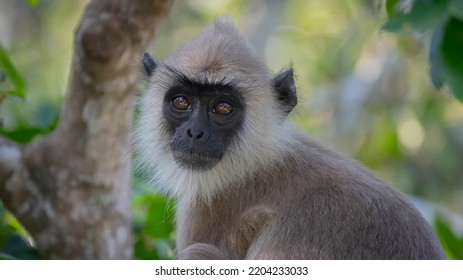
[187,129,205,140]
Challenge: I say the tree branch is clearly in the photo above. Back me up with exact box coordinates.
[0,0,174,259]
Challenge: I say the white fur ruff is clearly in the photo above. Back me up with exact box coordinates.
[133,17,295,202]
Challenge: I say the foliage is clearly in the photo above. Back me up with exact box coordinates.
[435,215,463,259]
[132,174,175,260]
[382,0,463,259]
[383,0,463,101]
[0,202,39,259]
[0,34,41,259]
[0,44,26,99]
[0,45,58,143]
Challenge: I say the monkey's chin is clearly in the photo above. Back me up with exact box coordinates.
[173,152,222,171]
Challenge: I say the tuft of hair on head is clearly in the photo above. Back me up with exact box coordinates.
[163,16,271,87]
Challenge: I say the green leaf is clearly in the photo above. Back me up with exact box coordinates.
[145,196,174,238]
[434,215,463,259]
[382,0,450,33]
[0,113,58,144]
[0,234,40,260]
[429,24,445,89]
[0,45,26,99]
[386,0,401,17]
[0,127,47,144]
[134,237,160,260]
[440,17,463,101]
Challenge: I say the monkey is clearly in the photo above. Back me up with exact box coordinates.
[135,17,446,260]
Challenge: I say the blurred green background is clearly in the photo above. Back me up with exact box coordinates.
[0,0,462,259]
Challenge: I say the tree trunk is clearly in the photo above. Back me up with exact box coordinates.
[0,0,174,259]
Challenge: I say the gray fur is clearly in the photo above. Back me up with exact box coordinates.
[135,17,445,259]
[176,133,445,259]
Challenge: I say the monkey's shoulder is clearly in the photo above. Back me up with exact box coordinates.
[240,135,445,259]
[282,133,395,190]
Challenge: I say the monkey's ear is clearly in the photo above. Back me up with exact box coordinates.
[273,68,297,115]
[143,52,157,76]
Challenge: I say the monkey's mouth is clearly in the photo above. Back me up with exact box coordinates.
[172,151,222,171]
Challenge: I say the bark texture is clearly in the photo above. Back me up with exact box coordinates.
[0,0,174,259]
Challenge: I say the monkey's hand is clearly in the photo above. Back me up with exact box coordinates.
[179,243,227,260]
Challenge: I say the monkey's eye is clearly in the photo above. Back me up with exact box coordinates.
[212,101,234,115]
[172,96,191,111]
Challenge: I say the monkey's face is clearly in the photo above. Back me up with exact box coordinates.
[162,81,245,170]
[137,19,298,199]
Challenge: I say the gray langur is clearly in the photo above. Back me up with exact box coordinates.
[135,17,445,259]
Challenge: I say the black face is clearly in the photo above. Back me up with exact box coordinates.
[162,74,245,171]
[143,53,295,170]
